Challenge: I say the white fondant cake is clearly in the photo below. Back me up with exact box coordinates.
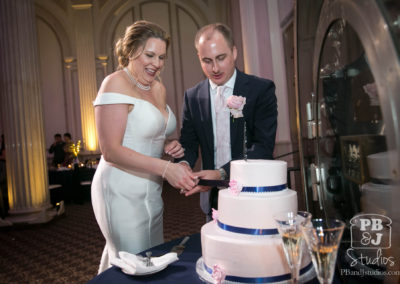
[230,159,287,187]
[218,189,297,230]
[197,159,314,283]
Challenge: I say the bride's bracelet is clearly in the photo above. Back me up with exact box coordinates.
[162,160,171,179]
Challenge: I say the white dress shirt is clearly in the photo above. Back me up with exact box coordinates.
[209,70,237,169]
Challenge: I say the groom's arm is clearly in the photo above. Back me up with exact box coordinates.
[175,91,199,168]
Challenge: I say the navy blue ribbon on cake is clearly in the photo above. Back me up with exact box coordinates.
[204,261,313,283]
[241,184,286,193]
[217,220,278,235]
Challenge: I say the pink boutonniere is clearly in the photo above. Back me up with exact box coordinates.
[212,208,219,223]
[212,264,226,284]
[228,180,243,196]
[226,95,246,119]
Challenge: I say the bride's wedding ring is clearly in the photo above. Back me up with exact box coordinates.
[180,189,185,194]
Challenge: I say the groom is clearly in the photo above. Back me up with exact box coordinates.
[177,23,278,220]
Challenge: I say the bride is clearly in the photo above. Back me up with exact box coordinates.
[91,20,196,273]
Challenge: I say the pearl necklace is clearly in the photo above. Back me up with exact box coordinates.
[123,67,151,91]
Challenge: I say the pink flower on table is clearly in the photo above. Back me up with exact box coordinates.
[228,180,242,196]
[212,208,218,223]
[226,95,246,118]
[212,264,226,284]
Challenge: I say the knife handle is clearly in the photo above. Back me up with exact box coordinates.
[197,179,230,187]
[179,236,190,246]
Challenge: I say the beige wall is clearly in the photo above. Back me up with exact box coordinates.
[35,0,230,150]
[238,0,295,158]
[34,0,295,156]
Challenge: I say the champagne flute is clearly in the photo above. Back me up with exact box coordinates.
[274,211,312,284]
[301,219,345,284]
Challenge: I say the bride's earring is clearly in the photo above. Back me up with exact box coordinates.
[156,70,162,82]
[156,66,164,82]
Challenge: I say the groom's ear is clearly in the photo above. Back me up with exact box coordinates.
[232,46,237,61]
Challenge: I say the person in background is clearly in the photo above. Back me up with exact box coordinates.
[49,133,66,167]
[177,23,278,221]
[91,20,197,273]
[63,132,74,164]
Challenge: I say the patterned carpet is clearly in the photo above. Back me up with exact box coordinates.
[0,182,204,283]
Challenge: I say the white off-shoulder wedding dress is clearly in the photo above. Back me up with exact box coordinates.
[92,92,176,273]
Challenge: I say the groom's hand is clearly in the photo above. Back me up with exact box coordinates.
[184,170,220,196]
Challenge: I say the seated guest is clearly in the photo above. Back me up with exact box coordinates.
[49,133,66,167]
[63,132,74,164]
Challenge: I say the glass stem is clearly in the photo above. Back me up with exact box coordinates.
[291,272,298,284]
[291,263,300,284]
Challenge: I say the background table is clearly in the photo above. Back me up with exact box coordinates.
[49,166,95,204]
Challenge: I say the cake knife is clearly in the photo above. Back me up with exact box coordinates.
[170,236,190,255]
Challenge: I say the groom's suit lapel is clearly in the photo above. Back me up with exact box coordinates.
[198,80,214,154]
[230,70,249,156]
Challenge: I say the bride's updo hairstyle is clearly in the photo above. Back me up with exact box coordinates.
[115,20,170,68]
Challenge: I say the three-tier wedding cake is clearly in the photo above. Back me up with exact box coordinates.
[196,159,315,284]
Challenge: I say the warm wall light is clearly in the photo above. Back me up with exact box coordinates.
[77,84,98,152]
[85,124,98,151]
[73,6,100,153]
[97,54,108,61]
[79,101,98,152]
[7,131,50,210]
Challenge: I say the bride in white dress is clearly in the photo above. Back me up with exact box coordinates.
[91,20,197,273]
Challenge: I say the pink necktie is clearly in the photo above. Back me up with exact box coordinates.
[215,86,230,168]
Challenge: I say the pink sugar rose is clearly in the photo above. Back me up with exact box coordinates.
[226,95,246,118]
[212,208,218,223]
[228,179,242,196]
[212,264,226,284]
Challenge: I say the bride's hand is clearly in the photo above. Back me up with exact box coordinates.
[164,140,184,158]
[164,162,197,191]
[184,170,218,196]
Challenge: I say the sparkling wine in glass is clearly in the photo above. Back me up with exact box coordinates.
[301,219,345,284]
[274,211,312,284]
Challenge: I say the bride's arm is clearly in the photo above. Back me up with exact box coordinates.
[95,103,196,190]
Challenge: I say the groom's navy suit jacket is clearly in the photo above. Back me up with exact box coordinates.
[177,69,277,212]
[178,69,277,176]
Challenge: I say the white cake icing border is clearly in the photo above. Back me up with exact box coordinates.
[196,257,316,284]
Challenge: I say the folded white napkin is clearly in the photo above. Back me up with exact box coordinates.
[111,251,179,275]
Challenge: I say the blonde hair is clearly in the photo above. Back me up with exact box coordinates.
[115,20,170,68]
